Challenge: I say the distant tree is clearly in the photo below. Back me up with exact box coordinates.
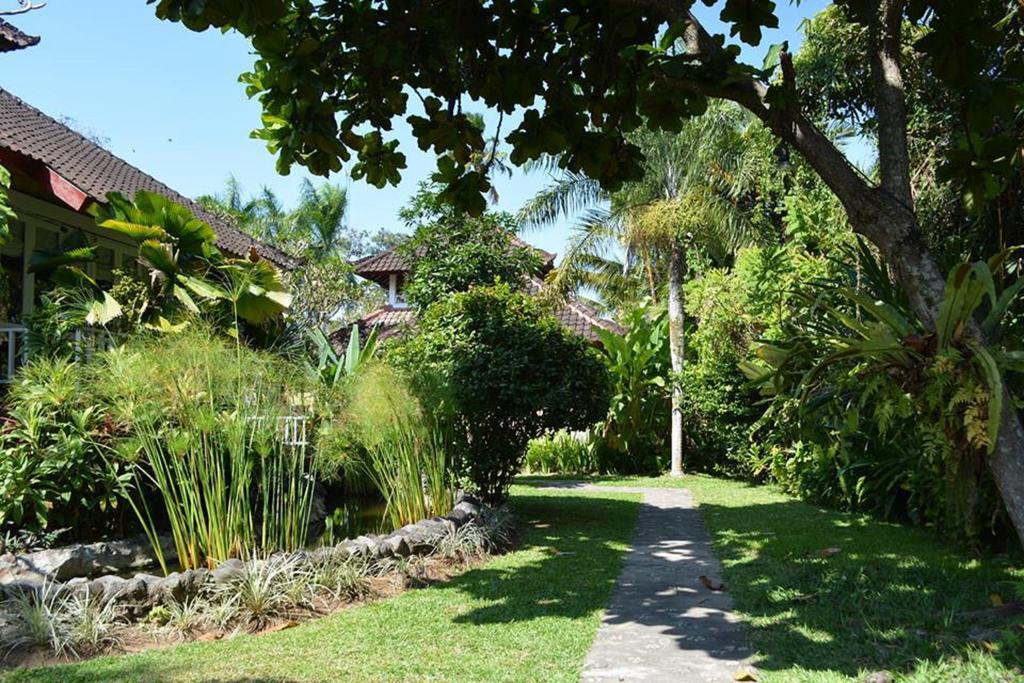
[399,184,542,310]
[198,177,383,328]
[523,103,761,476]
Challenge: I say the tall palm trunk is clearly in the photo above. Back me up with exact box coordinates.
[668,245,685,477]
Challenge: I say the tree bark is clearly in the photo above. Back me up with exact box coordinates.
[668,244,685,478]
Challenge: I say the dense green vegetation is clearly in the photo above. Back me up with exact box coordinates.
[388,283,609,503]
[2,487,639,682]
[147,0,1024,545]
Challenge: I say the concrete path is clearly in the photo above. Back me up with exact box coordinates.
[542,482,752,682]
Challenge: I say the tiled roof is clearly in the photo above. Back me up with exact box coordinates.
[352,238,556,277]
[0,19,38,53]
[0,88,297,269]
[330,306,416,347]
[524,277,626,342]
[332,282,623,349]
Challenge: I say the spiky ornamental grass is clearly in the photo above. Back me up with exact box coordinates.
[342,364,457,529]
[91,329,321,572]
[1,582,122,659]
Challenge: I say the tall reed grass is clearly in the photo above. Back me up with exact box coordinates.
[92,329,320,572]
[343,365,457,529]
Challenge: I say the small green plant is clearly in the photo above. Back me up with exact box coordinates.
[308,323,379,389]
[206,553,311,630]
[0,583,121,659]
[161,598,205,640]
[524,430,597,475]
[64,591,123,656]
[143,604,172,626]
[311,552,372,602]
[431,508,515,563]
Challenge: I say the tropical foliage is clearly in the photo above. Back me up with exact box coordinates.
[594,303,670,474]
[399,184,542,310]
[198,177,389,328]
[524,429,597,475]
[388,283,609,503]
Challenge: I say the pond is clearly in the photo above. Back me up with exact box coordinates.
[319,497,389,545]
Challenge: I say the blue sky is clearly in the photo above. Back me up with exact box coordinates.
[2,0,855,257]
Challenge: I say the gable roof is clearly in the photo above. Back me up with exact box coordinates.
[0,88,297,269]
[524,277,625,342]
[0,19,38,53]
[352,238,556,286]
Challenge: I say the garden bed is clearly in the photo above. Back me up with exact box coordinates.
[0,496,514,672]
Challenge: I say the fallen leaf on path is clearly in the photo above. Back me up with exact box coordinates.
[733,666,759,681]
[699,575,725,591]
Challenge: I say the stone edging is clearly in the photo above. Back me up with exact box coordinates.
[0,497,484,613]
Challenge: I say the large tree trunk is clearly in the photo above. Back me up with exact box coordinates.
[668,245,685,478]
[640,0,1024,544]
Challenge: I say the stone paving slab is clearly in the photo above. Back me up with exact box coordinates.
[540,482,752,682]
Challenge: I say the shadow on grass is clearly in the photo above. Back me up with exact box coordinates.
[696,497,1024,678]
[0,490,640,683]
[510,479,1023,678]
[450,491,639,625]
[457,488,753,672]
[10,487,1018,682]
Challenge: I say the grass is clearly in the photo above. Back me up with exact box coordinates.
[2,486,639,682]
[519,473,1024,681]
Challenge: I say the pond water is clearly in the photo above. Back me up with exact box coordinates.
[319,497,389,546]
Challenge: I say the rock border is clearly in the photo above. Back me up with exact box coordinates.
[0,496,484,613]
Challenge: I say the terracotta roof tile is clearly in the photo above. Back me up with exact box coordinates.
[0,88,297,269]
[329,306,416,347]
[524,277,625,342]
[331,280,623,349]
[0,19,38,53]
[352,238,556,277]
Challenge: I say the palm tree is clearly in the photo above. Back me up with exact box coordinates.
[289,179,350,258]
[196,176,288,243]
[520,102,761,475]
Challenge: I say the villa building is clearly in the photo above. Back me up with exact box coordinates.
[0,88,293,382]
[333,240,624,347]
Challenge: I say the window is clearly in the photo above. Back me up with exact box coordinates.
[95,246,115,290]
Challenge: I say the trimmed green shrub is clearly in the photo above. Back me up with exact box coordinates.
[388,283,609,503]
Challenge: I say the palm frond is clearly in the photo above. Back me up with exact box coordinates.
[517,172,606,231]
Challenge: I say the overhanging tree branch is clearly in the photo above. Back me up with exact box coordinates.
[0,1,45,16]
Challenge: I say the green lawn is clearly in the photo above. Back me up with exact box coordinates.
[520,473,1024,681]
[11,476,1023,682]
[4,487,639,683]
